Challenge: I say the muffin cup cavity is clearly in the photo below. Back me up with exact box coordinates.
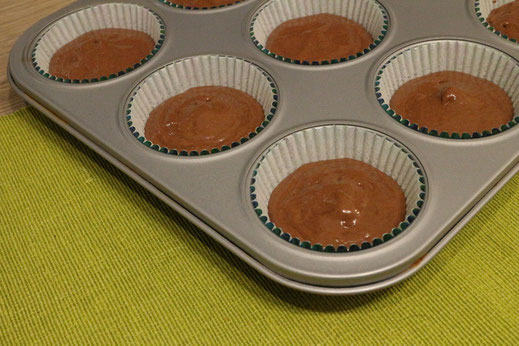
[375,39,519,139]
[250,125,426,253]
[475,0,519,43]
[157,0,245,10]
[126,55,279,156]
[249,0,388,65]
[32,3,165,83]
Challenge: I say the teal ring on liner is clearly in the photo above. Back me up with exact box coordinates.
[249,0,389,65]
[125,59,279,157]
[375,51,519,140]
[249,130,427,253]
[157,0,245,10]
[31,8,166,84]
[475,1,519,45]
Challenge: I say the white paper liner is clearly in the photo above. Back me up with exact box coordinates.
[126,55,279,154]
[476,0,519,42]
[476,0,514,21]
[250,0,388,64]
[33,3,164,81]
[158,0,245,10]
[376,39,519,137]
[251,125,425,251]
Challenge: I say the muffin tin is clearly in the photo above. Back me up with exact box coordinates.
[8,0,519,295]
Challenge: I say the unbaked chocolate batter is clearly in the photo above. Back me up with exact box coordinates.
[145,86,264,152]
[487,0,519,41]
[265,13,373,62]
[390,71,513,134]
[49,28,155,80]
[268,158,406,247]
[171,0,238,7]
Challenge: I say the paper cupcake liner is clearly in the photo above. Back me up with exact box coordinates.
[126,55,279,156]
[157,0,245,10]
[249,0,388,65]
[375,39,519,139]
[250,125,426,253]
[32,3,165,84]
[475,0,519,44]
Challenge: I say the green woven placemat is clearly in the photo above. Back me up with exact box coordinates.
[1,107,518,344]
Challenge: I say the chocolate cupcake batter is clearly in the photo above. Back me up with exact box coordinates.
[265,13,373,62]
[390,71,514,134]
[145,86,264,152]
[49,28,155,80]
[487,0,519,41]
[170,0,238,7]
[268,158,406,247]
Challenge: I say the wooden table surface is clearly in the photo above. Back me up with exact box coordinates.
[0,0,75,115]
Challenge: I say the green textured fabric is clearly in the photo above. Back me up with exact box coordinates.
[1,107,518,344]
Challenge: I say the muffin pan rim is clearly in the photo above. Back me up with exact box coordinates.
[7,0,519,293]
[10,73,519,294]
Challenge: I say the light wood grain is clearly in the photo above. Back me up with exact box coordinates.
[0,0,76,115]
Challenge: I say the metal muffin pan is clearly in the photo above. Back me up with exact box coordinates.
[8,0,519,294]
